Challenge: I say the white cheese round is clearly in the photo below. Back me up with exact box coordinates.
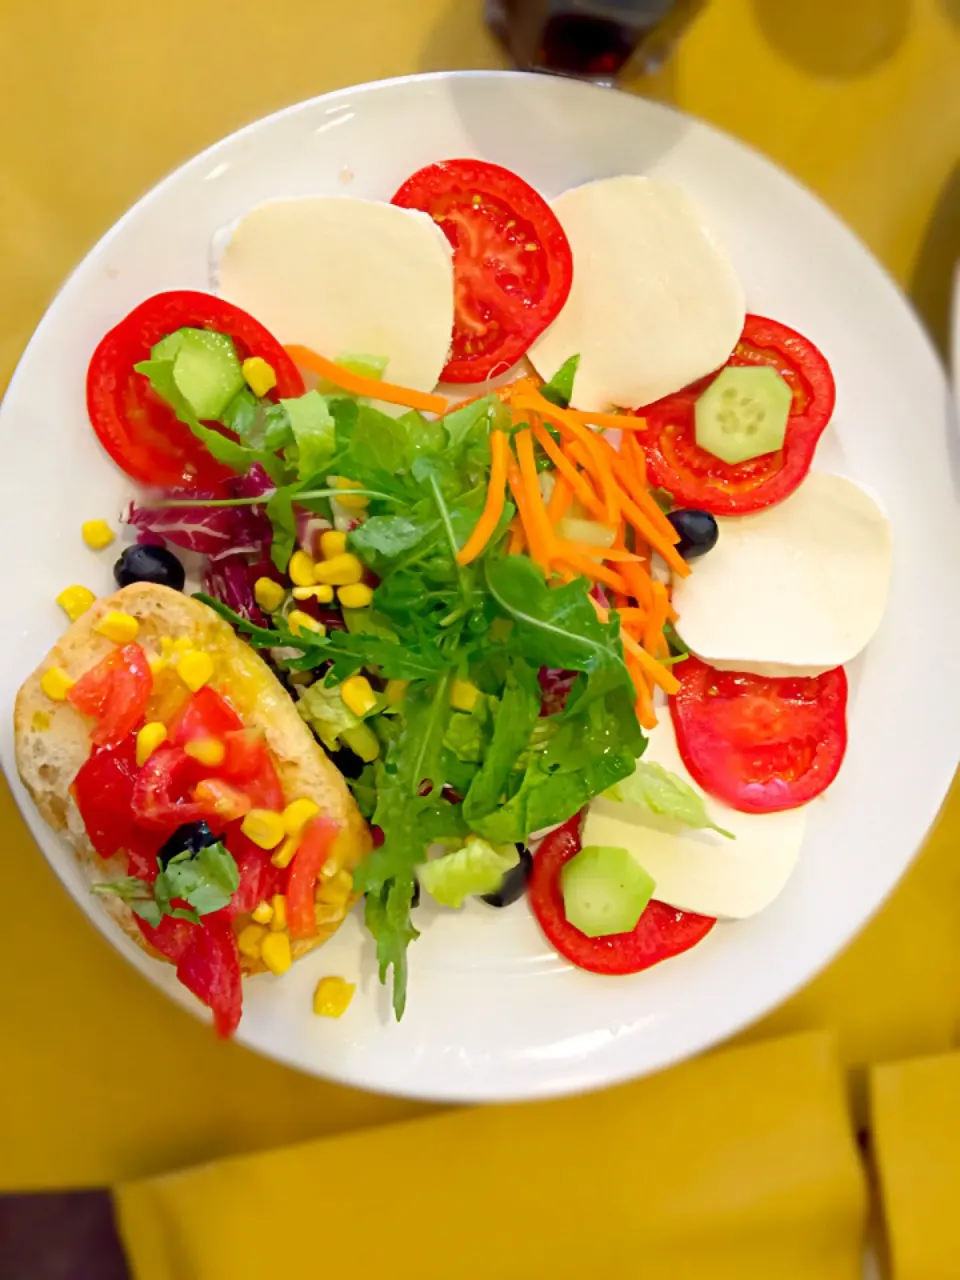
[582,716,807,919]
[214,196,454,397]
[672,471,892,677]
[528,176,745,411]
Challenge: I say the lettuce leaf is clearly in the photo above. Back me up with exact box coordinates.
[418,838,520,908]
[609,762,734,838]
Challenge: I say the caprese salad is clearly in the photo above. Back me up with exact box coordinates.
[34,157,891,1027]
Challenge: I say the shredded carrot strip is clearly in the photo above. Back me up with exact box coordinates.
[616,607,648,625]
[553,542,642,565]
[507,515,526,555]
[618,491,690,578]
[456,430,509,565]
[507,451,550,568]
[546,473,574,524]
[531,424,606,520]
[514,428,556,566]
[627,659,658,730]
[285,345,448,415]
[617,555,655,610]
[557,551,629,593]
[622,432,648,485]
[644,582,670,658]
[516,395,620,524]
[595,435,679,547]
[565,409,648,432]
[593,601,679,695]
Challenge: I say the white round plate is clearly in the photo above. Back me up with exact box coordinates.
[2,72,958,1102]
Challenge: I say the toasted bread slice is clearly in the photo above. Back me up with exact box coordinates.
[14,583,370,974]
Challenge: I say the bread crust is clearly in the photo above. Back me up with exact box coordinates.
[14,583,369,974]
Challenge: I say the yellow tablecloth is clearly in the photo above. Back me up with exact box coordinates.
[1,0,958,1190]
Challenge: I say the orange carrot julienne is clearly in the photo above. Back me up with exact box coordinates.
[456,430,509,566]
[618,491,690,578]
[627,659,658,730]
[507,450,550,568]
[507,515,526,555]
[515,428,556,564]
[516,394,620,524]
[592,601,679,695]
[532,424,607,520]
[622,432,649,485]
[616,607,649,625]
[557,550,629,594]
[565,409,648,432]
[285,345,448,415]
[618,557,655,611]
[546,473,574,524]
[644,581,670,658]
[553,542,642,565]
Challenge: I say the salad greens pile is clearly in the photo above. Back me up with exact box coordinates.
[142,329,713,1019]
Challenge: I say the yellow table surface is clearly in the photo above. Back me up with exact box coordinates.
[1,0,958,1191]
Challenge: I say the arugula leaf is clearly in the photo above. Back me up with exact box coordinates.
[462,660,540,825]
[485,557,631,710]
[285,390,336,480]
[92,876,163,927]
[608,761,734,838]
[349,764,379,820]
[440,395,504,470]
[443,694,496,764]
[364,878,419,1021]
[418,838,520,909]
[349,513,436,566]
[539,355,581,408]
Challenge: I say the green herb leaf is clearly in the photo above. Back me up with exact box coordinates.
[539,355,581,408]
[92,842,241,927]
[364,878,419,1021]
[285,390,336,480]
[265,486,298,572]
[462,660,540,825]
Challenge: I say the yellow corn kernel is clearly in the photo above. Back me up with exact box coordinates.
[313,976,355,1018]
[319,529,347,560]
[292,584,335,603]
[173,636,194,656]
[242,355,277,398]
[450,677,480,712]
[251,899,274,925]
[340,674,377,718]
[338,582,374,610]
[316,869,354,906]
[184,736,225,768]
[148,652,167,676]
[160,636,176,660]
[56,585,96,622]
[241,808,286,850]
[314,902,346,928]
[177,650,214,692]
[282,798,321,837]
[288,609,325,637]
[81,519,115,550]
[40,666,75,702]
[334,478,369,511]
[319,856,341,880]
[313,553,363,587]
[94,610,140,644]
[237,923,267,960]
[254,577,285,612]
[260,930,292,975]
[136,721,168,766]
[270,894,287,932]
[384,679,408,707]
[271,835,298,869]
[288,550,317,588]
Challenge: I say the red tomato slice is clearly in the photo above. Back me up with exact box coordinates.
[131,744,216,831]
[86,290,305,490]
[67,643,152,747]
[225,827,286,917]
[137,912,200,962]
[168,686,244,744]
[391,159,573,383]
[528,814,715,974]
[670,657,848,814]
[175,910,243,1037]
[287,817,340,940]
[638,315,836,515]
[72,734,140,857]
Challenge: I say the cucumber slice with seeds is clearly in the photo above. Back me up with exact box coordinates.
[695,366,792,465]
[560,845,655,938]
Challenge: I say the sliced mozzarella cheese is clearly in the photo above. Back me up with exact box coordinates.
[528,176,745,412]
[214,196,454,399]
[672,472,892,677]
[582,716,807,919]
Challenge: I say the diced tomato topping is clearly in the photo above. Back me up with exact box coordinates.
[131,744,216,831]
[67,643,152,747]
[168,685,244,744]
[137,912,200,962]
[72,734,140,857]
[174,910,243,1037]
[286,817,341,940]
[225,826,286,916]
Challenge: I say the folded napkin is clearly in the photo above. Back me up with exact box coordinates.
[115,1031,866,1280]
[870,1047,960,1277]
